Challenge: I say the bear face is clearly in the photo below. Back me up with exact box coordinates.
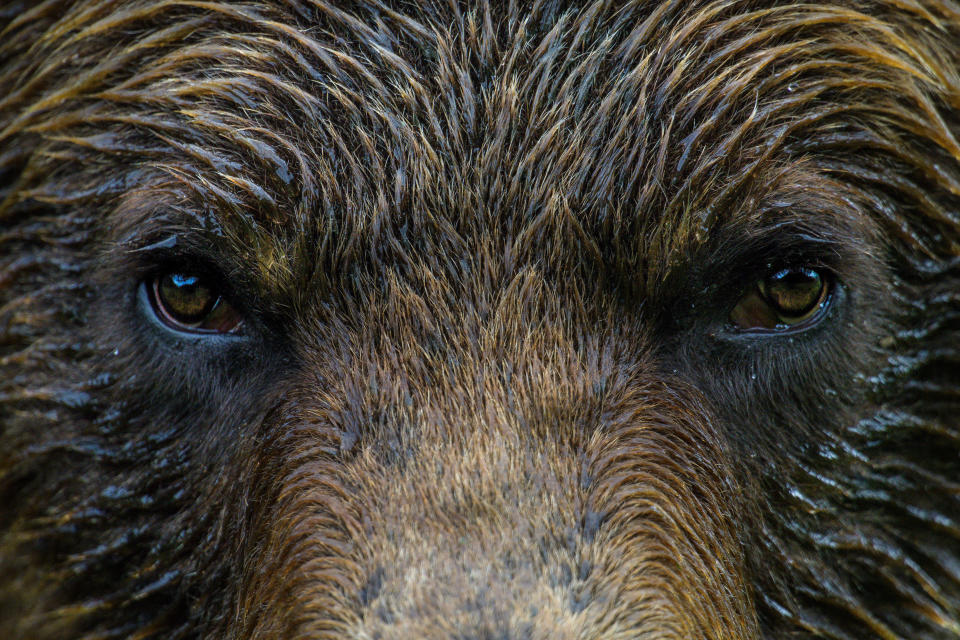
[0,1,958,638]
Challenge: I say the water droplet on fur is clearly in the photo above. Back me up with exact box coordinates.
[819,446,838,460]
[57,390,91,409]
[787,82,799,93]
[101,485,131,499]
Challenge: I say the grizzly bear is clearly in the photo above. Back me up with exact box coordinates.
[1,1,958,638]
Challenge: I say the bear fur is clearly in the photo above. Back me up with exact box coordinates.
[1,1,959,638]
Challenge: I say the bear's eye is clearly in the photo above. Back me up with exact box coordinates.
[730,267,831,332]
[148,272,242,334]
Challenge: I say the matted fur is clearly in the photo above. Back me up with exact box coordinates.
[1,1,958,638]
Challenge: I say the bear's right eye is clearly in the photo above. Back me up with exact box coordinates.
[147,272,243,334]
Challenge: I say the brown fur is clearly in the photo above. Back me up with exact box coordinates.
[1,1,959,638]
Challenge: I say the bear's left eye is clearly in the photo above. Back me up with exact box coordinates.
[730,267,832,332]
[147,272,243,334]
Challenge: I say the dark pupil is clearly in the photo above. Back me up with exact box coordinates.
[764,268,823,316]
[158,273,215,322]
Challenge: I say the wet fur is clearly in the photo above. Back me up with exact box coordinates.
[1,1,959,638]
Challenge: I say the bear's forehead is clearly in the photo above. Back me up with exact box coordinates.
[98,1,884,295]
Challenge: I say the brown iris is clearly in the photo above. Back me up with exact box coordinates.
[730,267,830,331]
[150,273,242,333]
